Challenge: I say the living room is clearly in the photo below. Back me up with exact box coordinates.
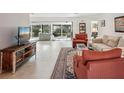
[0,13,124,78]
[0,13,124,79]
[1,0,124,93]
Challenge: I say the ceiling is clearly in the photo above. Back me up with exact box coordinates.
[30,13,101,18]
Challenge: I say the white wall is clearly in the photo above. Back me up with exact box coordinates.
[98,13,124,37]
[30,13,124,39]
[78,13,124,38]
[0,13,29,49]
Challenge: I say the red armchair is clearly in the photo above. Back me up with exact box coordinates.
[73,48,124,79]
[72,33,88,48]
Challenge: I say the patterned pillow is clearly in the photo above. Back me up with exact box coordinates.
[107,39,118,47]
[102,35,109,45]
[107,36,121,47]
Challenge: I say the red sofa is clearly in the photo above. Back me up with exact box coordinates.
[72,33,88,48]
[73,48,124,79]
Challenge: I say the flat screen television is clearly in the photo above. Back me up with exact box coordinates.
[18,27,30,45]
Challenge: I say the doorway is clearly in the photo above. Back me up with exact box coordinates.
[91,21,98,38]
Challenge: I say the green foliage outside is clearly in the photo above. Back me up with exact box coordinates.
[42,25,50,33]
[32,25,41,37]
[53,28,61,37]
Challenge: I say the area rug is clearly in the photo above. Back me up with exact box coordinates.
[51,47,77,79]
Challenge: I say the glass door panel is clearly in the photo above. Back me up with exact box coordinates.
[52,25,61,38]
[62,25,71,38]
[42,24,51,34]
[32,25,41,37]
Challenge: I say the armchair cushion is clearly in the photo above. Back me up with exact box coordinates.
[73,33,88,48]
[75,34,87,40]
[83,48,122,63]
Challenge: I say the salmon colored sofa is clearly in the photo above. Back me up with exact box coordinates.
[72,33,88,48]
[73,48,124,79]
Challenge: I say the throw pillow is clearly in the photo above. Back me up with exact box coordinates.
[107,39,118,47]
[107,36,121,47]
[102,35,109,45]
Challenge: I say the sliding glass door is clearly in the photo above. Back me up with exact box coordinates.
[31,24,51,38]
[52,24,72,39]
[52,25,61,38]
[31,22,72,40]
[42,24,51,34]
[32,25,41,37]
[62,25,71,38]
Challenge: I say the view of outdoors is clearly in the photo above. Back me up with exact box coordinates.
[31,23,72,39]
[62,25,71,37]
[52,25,61,37]
[32,25,41,37]
[52,24,72,38]
[42,25,51,34]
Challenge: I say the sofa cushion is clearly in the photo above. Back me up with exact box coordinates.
[118,38,124,47]
[92,43,111,51]
[83,48,122,63]
[102,35,109,44]
[107,36,121,47]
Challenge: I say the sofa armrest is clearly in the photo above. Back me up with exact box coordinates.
[73,55,87,79]
[87,58,123,69]
[73,55,86,68]
[92,38,102,43]
[86,58,124,79]
[73,55,82,67]
[118,47,124,57]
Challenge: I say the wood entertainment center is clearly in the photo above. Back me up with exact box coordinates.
[1,42,36,73]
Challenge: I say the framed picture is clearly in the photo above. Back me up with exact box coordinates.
[115,16,124,33]
[101,20,105,27]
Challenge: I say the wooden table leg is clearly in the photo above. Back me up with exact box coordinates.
[0,52,3,73]
[12,52,16,73]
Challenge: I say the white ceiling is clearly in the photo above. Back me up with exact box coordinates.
[30,13,101,18]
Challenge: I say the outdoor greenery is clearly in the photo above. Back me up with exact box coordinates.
[42,25,51,33]
[32,25,41,37]
[53,25,71,37]
[62,25,71,37]
[53,28,61,37]
[32,24,72,38]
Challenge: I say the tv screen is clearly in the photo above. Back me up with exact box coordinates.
[18,27,30,45]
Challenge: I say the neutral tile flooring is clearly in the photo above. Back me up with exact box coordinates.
[0,40,72,79]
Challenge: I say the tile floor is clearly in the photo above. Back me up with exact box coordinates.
[0,40,72,79]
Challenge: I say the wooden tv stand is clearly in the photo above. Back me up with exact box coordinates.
[1,42,36,73]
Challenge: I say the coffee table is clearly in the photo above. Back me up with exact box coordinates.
[76,43,88,56]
